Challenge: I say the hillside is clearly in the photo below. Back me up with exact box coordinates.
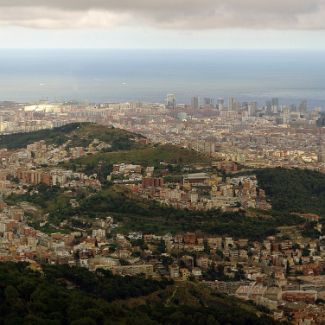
[6,184,303,240]
[0,122,143,150]
[0,262,281,325]
[256,168,325,216]
[66,143,211,173]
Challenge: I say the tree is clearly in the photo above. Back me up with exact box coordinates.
[302,246,310,257]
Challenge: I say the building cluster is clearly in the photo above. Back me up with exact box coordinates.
[1,198,325,324]
[109,163,143,184]
[1,98,325,174]
[1,99,325,324]
[106,97,325,172]
[137,173,270,211]
[104,161,270,211]
[0,139,111,194]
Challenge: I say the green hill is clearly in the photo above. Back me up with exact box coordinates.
[75,186,301,239]
[0,262,282,325]
[66,143,211,172]
[6,184,303,240]
[0,122,143,150]
[256,167,325,216]
[0,123,81,149]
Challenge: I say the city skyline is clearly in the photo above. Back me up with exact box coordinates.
[1,1,325,324]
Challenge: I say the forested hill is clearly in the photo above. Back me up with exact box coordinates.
[0,122,143,150]
[256,168,325,215]
[0,123,210,167]
[0,262,282,325]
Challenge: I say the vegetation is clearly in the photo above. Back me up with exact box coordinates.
[256,168,325,216]
[65,123,144,150]
[6,184,71,212]
[65,144,211,174]
[0,262,283,325]
[301,221,322,238]
[0,122,142,150]
[0,123,81,149]
[1,125,320,324]
[111,209,302,240]
[6,184,303,240]
[1,125,317,241]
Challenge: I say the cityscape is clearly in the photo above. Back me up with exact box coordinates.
[0,97,325,324]
[1,0,325,323]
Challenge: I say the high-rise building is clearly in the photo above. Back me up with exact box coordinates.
[228,97,236,111]
[191,96,199,110]
[272,98,279,113]
[203,97,214,108]
[266,100,272,114]
[248,102,257,116]
[272,98,279,107]
[217,98,224,110]
[228,97,241,111]
[282,107,290,123]
[299,100,307,116]
[317,112,325,127]
[166,94,176,109]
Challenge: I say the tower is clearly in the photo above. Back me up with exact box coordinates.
[191,96,199,110]
[228,97,235,111]
[166,94,176,109]
[217,98,224,110]
[203,97,214,108]
[299,100,307,117]
[248,102,257,117]
[271,98,279,114]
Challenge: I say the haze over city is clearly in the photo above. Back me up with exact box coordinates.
[1,1,325,325]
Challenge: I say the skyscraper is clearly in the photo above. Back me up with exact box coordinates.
[266,100,272,114]
[191,96,199,110]
[203,97,214,108]
[228,97,240,111]
[271,98,279,113]
[299,100,307,116]
[248,102,257,116]
[166,94,176,109]
[217,98,224,110]
[272,98,279,108]
[228,97,235,111]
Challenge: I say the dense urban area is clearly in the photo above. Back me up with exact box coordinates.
[1,96,325,324]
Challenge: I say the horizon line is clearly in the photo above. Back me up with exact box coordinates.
[1,47,325,51]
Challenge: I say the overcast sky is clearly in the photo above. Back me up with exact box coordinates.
[0,0,325,49]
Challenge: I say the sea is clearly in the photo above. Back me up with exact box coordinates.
[0,49,325,107]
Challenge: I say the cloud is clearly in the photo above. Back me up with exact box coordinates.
[0,0,324,29]
[0,7,129,29]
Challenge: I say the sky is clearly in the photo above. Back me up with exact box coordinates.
[0,0,325,49]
